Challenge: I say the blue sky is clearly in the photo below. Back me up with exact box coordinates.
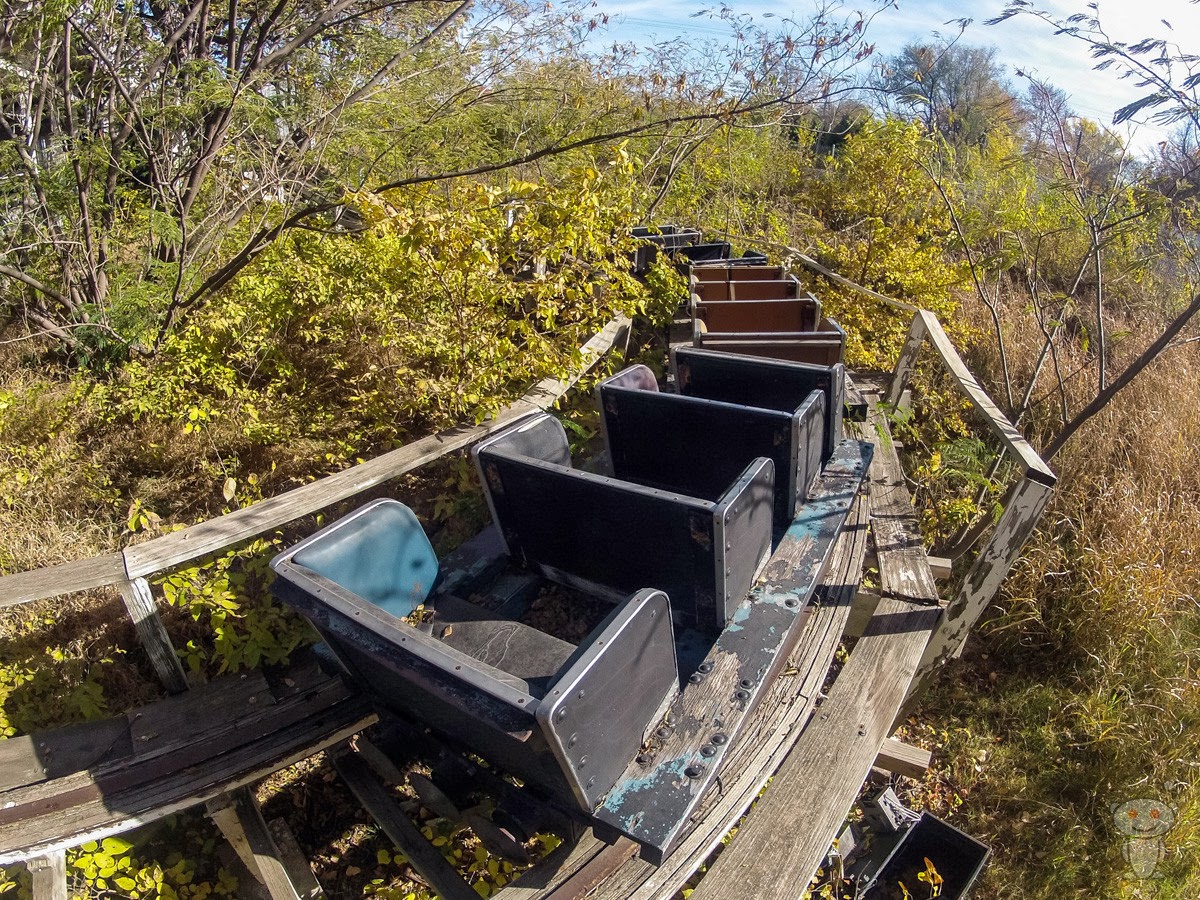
[587,0,1200,153]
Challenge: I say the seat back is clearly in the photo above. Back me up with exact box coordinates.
[598,364,824,525]
[693,331,845,367]
[677,242,731,264]
[694,297,821,334]
[690,264,785,283]
[474,414,773,630]
[692,278,802,303]
[673,347,845,462]
[290,499,438,620]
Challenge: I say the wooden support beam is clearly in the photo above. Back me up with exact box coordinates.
[117,576,188,694]
[334,752,479,900]
[887,313,928,409]
[207,788,303,900]
[843,589,879,640]
[27,851,66,900]
[867,402,941,609]
[266,818,327,900]
[927,556,953,581]
[874,738,932,780]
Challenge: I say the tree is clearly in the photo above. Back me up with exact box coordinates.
[1019,78,1075,158]
[985,3,1200,461]
[876,39,1024,145]
[0,0,479,364]
[0,0,883,367]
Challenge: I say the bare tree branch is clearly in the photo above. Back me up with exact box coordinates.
[1042,294,1200,461]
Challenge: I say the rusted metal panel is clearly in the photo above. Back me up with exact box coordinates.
[694,317,847,367]
[694,297,820,333]
[692,278,802,303]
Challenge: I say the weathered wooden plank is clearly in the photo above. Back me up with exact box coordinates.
[0,318,628,606]
[913,475,1055,695]
[545,838,638,900]
[691,600,940,899]
[0,710,372,866]
[874,737,932,779]
[889,311,1055,484]
[118,576,189,693]
[927,556,953,581]
[266,817,328,900]
[0,553,126,609]
[123,318,629,579]
[208,788,303,900]
[127,671,272,760]
[0,668,375,865]
[27,851,66,900]
[690,400,942,900]
[868,405,942,608]
[0,676,356,825]
[500,834,609,899]
[333,752,479,900]
[0,718,131,792]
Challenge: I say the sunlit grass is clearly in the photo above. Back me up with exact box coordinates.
[904,298,1200,898]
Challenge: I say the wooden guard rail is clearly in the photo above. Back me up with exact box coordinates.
[786,247,1057,693]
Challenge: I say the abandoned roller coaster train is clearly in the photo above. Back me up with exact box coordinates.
[270,314,871,866]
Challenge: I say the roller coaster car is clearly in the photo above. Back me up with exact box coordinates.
[271,352,869,863]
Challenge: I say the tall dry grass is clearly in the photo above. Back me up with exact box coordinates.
[907,290,1200,897]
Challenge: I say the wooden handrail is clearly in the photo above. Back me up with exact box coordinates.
[0,553,127,610]
[889,309,1055,485]
[783,248,1057,691]
[786,246,1054,484]
[0,317,631,606]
